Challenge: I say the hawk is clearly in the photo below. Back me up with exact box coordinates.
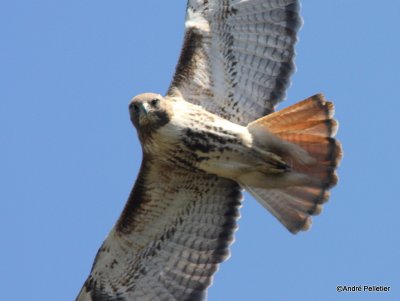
[77,1,342,300]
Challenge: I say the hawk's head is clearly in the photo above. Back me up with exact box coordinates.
[129,93,171,133]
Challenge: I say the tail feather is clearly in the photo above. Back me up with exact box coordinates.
[244,94,342,233]
[277,133,341,166]
[252,93,335,127]
[267,119,338,137]
[285,187,330,206]
[245,186,313,233]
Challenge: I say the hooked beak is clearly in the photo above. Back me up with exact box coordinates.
[129,101,149,121]
[138,102,148,116]
[137,102,153,126]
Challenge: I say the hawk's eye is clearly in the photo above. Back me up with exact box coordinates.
[130,103,140,113]
[150,98,159,107]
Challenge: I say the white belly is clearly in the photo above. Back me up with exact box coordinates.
[151,99,256,179]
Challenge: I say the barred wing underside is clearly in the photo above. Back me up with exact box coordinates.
[77,158,242,301]
[168,0,302,125]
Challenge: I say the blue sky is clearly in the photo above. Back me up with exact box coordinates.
[1,1,399,300]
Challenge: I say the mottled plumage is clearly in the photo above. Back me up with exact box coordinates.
[77,1,342,301]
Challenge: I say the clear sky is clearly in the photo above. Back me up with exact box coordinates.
[1,1,399,300]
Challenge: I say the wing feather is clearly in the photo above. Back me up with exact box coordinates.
[168,0,302,125]
[77,157,242,301]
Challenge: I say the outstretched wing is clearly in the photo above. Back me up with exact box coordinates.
[77,157,242,301]
[168,0,302,125]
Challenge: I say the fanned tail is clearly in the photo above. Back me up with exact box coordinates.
[244,94,343,233]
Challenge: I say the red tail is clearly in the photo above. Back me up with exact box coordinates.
[245,94,343,233]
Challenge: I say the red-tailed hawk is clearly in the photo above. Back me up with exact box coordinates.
[77,1,342,300]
